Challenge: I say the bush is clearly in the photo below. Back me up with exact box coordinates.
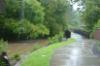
[3,19,32,40]
[48,32,64,44]
[0,19,49,40]
[13,19,35,39]
[0,39,8,53]
[29,24,49,39]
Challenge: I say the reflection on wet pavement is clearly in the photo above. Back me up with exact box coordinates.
[50,33,100,66]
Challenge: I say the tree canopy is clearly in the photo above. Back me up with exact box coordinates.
[82,0,100,33]
[0,0,73,40]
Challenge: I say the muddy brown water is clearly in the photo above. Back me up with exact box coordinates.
[7,39,48,57]
[7,39,48,66]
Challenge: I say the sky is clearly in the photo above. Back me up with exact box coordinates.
[73,3,79,11]
[68,0,83,11]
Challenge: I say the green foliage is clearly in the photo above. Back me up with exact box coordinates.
[29,24,49,39]
[82,0,100,34]
[94,19,100,29]
[5,0,21,19]
[0,60,6,66]
[0,39,8,53]
[0,0,72,40]
[1,19,33,39]
[5,0,45,22]
[48,32,64,44]
[2,19,49,40]
[0,0,47,40]
[39,0,68,35]
[24,0,45,23]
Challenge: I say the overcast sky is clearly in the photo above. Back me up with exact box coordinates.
[68,0,83,11]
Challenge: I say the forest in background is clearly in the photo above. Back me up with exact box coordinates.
[0,0,72,40]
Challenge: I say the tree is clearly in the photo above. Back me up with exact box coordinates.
[4,0,45,23]
[24,0,45,24]
[82,0,100,33]
[38,0,69,35]
[0,0,48,40]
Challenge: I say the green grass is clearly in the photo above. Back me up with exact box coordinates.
[21,38,75,66]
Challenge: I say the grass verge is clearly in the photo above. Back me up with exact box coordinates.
[21,38,75,66]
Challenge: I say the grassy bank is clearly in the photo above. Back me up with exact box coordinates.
[21,38,75,66]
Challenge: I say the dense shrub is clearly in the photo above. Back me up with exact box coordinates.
[0,18,49,40]
[48,32,64,44]
[29,24,49,39]
[1,19,28,40]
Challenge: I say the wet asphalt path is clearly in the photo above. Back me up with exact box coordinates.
[50,33,100,66]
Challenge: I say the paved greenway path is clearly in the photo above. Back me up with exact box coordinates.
[50,33,100,66]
